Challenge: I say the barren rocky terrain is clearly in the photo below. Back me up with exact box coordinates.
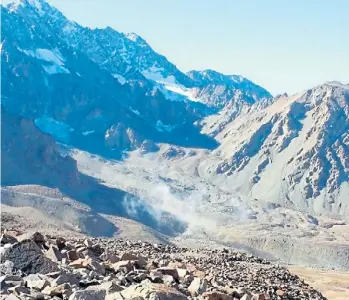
[0,230,326,300]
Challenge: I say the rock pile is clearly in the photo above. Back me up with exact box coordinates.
[0,231,326,300]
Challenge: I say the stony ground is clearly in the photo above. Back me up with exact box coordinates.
[0,230,326,300]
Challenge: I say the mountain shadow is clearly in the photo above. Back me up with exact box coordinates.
[1,108,187,237]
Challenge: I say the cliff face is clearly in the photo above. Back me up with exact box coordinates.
[1,108,80,188]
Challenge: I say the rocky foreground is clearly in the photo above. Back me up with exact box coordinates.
[0,231,326,300]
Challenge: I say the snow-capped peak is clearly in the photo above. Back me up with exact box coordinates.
[124,32,148,47]
[125,32,141,42]
[7,0,45,15]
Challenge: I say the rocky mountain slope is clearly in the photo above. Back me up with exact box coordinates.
[1,0,218,158]
[201,82,349,220]
[0,108,184,237]
[187,69,272,109]
[1,0,270,157]
[0,231,326,300]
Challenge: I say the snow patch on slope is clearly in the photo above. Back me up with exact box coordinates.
[113,74,127,85]
[18,47,70,74]
[35,116,73,142]
[141,65,177,84]
[156,120,177,132]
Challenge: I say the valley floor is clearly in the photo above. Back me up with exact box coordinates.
[288,266,349,300]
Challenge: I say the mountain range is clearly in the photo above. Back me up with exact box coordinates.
[1,0,349,269]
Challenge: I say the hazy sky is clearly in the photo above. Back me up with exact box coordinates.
[5,0,349,95]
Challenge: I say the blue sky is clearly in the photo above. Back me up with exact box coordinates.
[6,0,349,95]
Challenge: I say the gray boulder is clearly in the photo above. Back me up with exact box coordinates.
[68,289,106,300]
[110,283,187,300]
[0,240,59,274]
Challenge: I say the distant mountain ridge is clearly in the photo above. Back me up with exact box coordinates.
[3,0,271,107]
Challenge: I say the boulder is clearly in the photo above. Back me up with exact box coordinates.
[188,278,207,296]
[240,294,253,300]
[45,246,63,262]
[69,258,91,269]
[67,250,79,261]
[8,285,30,295]
[17,232,45,244]
[69,289,106,300]
[55,237,66,250]
[112,260,133,273]
[0,234,18,245]
[89,260,105,275]
[201,291,234,300]
[52,273,79,287]
[84,239,94,248]
[120,252,147,268]
[42,283,71,297]
[252,293,269,300]
[5,294,22,300]
[0,260,15,276]
[27,279,50,290]
[112,283,187,300]
[86,281,124,294]
[100,252,119,263]
[176,268,188,278]
[0,240,59,274]
[155,267,179,281]
[0,274,23,291]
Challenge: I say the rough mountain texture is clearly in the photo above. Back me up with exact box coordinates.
[205,82,349,220]
[1,108,80,188]
[0,231,326,300]
[1,0,218,157]
[187,69,272,109]
[0,109,185,237]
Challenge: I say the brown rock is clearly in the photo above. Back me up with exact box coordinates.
[167,261,186,269]
[112,260,133,273]
[117,283,187,300]
[201,291,234,300]
[193,269,206,278]
[4,230,22,237]
[42,283,70,297]
[69,258,91,269]
[100,252,119,263]
[120,252,147,268]
[146,261,158,271]
[67,250,79,261]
